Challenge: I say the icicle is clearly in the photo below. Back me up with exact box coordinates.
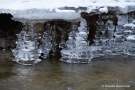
[39,23,53,58]
[12,21,41,65]
[60,18,92,63]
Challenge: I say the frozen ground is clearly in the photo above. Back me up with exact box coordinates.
[0,0,135,19]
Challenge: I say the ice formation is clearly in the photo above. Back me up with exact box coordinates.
[12,23,41,65]
[12,31,41,65]
[60,18,92,63]
[0,0,135,65]
[91,19,135,58]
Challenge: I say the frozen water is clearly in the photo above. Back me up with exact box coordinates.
[0,0,135,65]
[91,18,135,58]
[12,23,41,65]
[60,18,92,63]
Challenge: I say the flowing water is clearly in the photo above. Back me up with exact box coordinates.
[0,50,135,90]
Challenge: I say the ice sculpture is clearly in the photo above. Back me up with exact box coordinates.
[91,18,135,58]
[60,18,92,63]
[12,23,41,65]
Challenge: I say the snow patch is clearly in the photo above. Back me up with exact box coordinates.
[0,0,135,19]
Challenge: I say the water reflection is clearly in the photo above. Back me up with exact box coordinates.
[0,58,131,89]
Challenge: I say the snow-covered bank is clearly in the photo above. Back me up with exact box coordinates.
[0,0,135,19]
[0,0,135,10]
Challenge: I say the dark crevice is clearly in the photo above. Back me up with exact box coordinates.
[0,13,22,49]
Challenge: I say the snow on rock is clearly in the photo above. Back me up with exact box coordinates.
[99,6,108,13]
[0,0,135,19]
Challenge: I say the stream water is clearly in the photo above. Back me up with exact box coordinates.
[0,50,135,90]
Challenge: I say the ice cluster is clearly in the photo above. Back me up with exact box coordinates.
[10,17,135,65]
[39,23,57,58]
[92,19,135,58]
[60,18,92,63]
[12,30,41,65]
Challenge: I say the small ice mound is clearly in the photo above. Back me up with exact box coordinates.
[123,23,135,28]
[126,35,135,40]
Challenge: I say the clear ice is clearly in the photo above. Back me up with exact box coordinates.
[12,22,41,65]
[60,18,92,63]
[11,15,135,65]
[92,17,135,58]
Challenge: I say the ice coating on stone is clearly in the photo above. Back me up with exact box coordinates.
[12,28,41,65]
[60,18,92,63]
